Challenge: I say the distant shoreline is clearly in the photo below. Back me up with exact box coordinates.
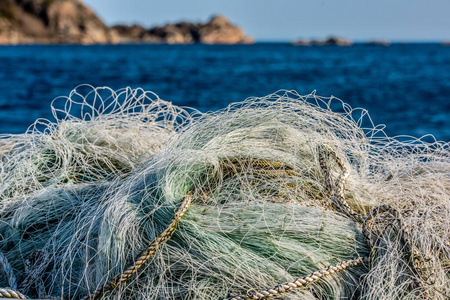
[0,41,447,46]
[0,1,252,45]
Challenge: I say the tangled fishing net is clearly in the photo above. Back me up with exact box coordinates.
[0,86,448,300]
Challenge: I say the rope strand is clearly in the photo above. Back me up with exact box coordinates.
[0,288,28,299]
[226,257,368,300]
[318,144,430,299]
[0,251,17,290]
[84,191,194,300]
[318,144,364,223]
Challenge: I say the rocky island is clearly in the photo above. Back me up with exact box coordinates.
[292,36,353,46]
[0,0,253,44]
[111,15,254,44]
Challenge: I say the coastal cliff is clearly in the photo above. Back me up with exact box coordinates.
[0,0,253,44]
[0,0,113,44]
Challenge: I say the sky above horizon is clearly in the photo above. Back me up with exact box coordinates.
[83,0,450,42]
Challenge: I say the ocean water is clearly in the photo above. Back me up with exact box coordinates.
[0,43,449,141]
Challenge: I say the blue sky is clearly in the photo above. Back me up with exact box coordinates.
[84,0,450,42]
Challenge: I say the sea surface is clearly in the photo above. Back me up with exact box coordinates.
[0,43,449,141]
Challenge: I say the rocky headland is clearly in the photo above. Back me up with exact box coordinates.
[0,0,113,44]
[0,0,253,44]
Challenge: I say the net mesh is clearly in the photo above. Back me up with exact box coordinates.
[0,86,448,299]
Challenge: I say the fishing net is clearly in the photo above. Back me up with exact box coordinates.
[0,86,448,299]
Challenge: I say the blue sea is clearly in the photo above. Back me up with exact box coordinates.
[0,43,449,141]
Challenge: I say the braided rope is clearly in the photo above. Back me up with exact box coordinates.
[225,159,291,170]
[84,191,194,300]
[317,144,364,223]
[363,205,431,299]
[226,257,368,300]
[318,144,430,298]
[221,160,326,206]
[0,252,17,290]
[247,169,301,178]
[0,288,27,299]
[318,145,430,298]
[221,160,298,178]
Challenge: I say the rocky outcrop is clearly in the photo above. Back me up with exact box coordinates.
[197,15,252,44]
[45,0,112,43]
[111,15,254,44]
[110,24,147,43]
[0,1,253,45]
[367,40,390,46]
[0,0,114,44]
[0,0,47,44]
[292,36,353,46]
